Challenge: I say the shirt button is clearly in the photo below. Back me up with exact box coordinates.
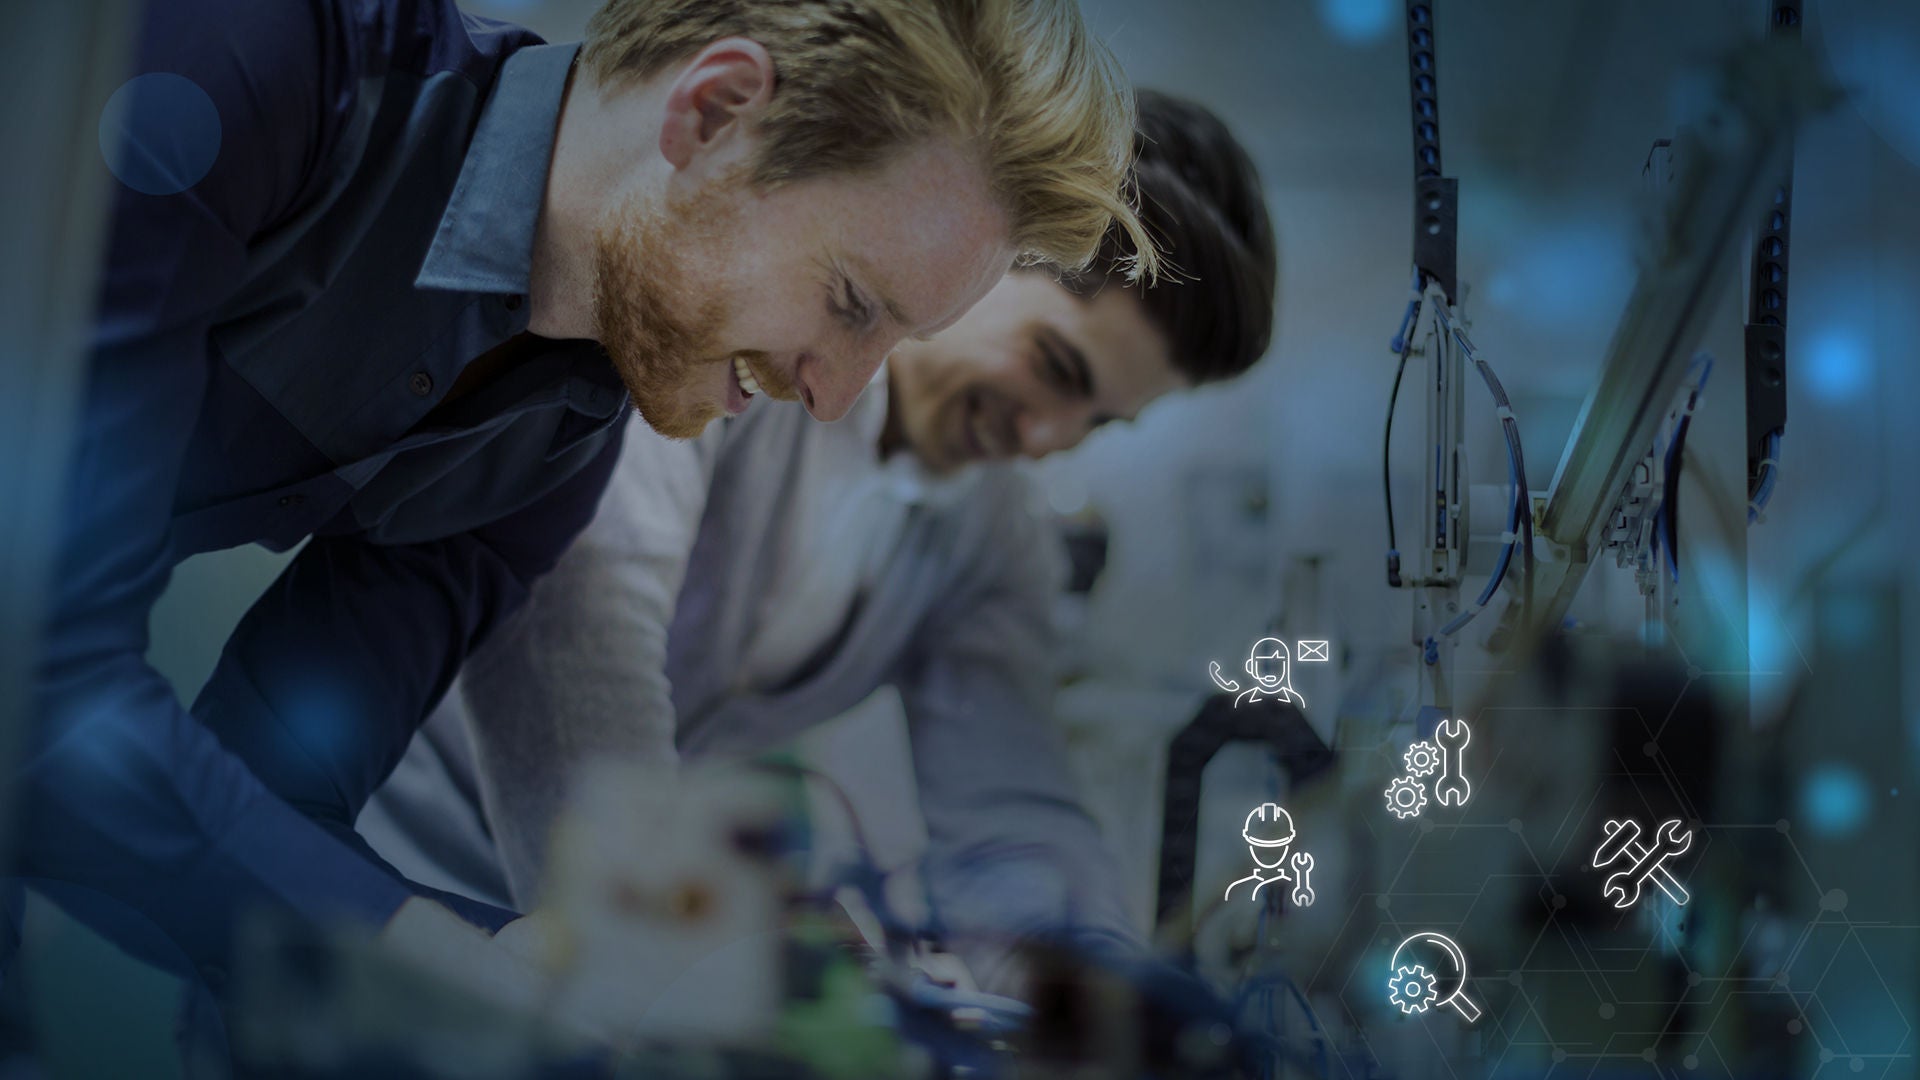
[409,371,434,397]
[277,494,306,508]
[504,294,523,311]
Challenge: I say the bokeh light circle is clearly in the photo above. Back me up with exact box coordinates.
[98,73,222,195]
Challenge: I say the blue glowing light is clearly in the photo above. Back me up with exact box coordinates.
[1482,220,1634,329]
[1800,763,1871,837]
[1316,0,1394,46]
[1803,325,1871,402]
[1745,591,1794,674]
[98,73,222,196]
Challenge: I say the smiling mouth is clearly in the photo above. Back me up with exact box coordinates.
[723,353,761,416]
[957,393,986,463]
[734,354,762,397]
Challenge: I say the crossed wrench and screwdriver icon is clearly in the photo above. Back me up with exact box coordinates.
[1591,817,1693,909]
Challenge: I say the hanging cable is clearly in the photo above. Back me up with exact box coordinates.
[1427,305,1531,639]
[1382,270,1426,587]
[1658,354,1714,583]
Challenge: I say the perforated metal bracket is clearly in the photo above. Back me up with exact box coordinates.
[1744,1,1801,493]
[1415,177,1459,307]
[1405,2,1458,304]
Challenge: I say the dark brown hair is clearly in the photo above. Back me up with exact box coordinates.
[1061,89,1277,383]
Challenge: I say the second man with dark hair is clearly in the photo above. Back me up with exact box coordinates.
[363,89,1279,995]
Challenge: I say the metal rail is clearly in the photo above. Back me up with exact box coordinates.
[1532,41,1835,631]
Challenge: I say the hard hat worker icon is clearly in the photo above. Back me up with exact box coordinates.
[1232,637,1306,709]
[1225,803,1315,906]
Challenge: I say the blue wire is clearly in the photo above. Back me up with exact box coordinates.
[1660,354,1713,582]
[1233,969,1331,1079]
[1389,269,1425,354]
[1385,269,1427,585]
[1436,452,1519,636]
[1750,431,1782,523]
[1430,305,1527,637]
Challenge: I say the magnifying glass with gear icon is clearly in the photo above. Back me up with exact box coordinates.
[1386,931,1482,1024]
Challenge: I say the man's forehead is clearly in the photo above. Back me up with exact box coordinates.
[1073,287,1183,415]
[846,239,1012,340]
[834,141,1012,331]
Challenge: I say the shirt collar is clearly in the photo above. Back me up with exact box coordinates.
[415,43,579,295]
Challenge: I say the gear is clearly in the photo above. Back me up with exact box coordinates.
[1387,964,1437,1015]
[1403,740,1441,779]
[1385,775,1429,819]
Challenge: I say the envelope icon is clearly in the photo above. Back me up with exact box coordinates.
[1296,640,1330,662]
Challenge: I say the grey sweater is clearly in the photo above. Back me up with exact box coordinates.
[361,388,1140,991]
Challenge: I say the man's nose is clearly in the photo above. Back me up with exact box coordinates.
[797,340,892,422]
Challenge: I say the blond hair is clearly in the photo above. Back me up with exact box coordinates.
[581,0,1158,280]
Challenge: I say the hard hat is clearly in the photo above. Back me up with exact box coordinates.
[1242,802,1296,848]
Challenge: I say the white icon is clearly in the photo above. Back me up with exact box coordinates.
[1387,931,1482,1024]
[1381,718,1472,819]
[1296,639,1330,663]
[1591,817,1692,909]
[1224,803,1315,907]
[1209,637,1307,709]
[1384,776,1428,819]
[1403,741,1440,778]
[1433,717,1471,807]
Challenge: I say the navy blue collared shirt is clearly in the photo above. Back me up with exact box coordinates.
[26,0,630,973]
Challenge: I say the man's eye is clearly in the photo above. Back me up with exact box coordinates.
[1038,348,1071,387]
[834,280,871,329]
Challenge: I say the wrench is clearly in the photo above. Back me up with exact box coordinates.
[1590,818,1689,906]
[1289,851,1315,907]
[1601,818,1692,908]
[1433,717,1471,807]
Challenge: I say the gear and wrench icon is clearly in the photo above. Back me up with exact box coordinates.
[1403,740,1440,779]
[1385,775,1428,819]
[1388,964,1437,1014]
[1382,718,1472,822]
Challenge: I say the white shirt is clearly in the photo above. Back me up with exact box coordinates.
[743,373,978,689]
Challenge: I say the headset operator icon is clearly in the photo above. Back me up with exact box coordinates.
[1209,637,1306,709]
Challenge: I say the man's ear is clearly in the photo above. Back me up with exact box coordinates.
[658,37,774,171]
[1245,658,1255,677]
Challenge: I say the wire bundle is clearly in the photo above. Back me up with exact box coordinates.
[1431,304,1531,637]
[1383,280,1532,640]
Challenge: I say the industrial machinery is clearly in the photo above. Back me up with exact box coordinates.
[1149,3,1840,1076]
[63,5,1842,1078]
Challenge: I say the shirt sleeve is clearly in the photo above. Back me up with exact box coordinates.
[190,422,627,929]
[897,482,1143,996]
[22,0,422,976]
[450,423,717,905]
